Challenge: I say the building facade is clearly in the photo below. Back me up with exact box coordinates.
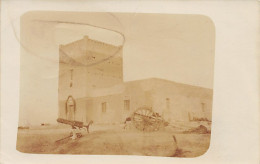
[58,36,213,124]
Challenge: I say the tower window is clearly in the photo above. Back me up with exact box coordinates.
[70,69,73,88]
[101,102,107,113]
[166,98,170,109]
[201,103,205,112]
[124,100,130,110]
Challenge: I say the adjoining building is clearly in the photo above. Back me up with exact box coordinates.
[58,36,213,124]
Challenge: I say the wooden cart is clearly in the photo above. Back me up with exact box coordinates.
[132,106,168,132]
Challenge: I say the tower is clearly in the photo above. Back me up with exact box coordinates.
[58,36,123,122]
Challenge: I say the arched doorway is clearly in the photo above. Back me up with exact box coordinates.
[66,95,76,121]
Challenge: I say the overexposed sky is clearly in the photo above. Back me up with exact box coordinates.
[20,12,215,125]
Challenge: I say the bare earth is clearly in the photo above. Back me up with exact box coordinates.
[17,123,210,157]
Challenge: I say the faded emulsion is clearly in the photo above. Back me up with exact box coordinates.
[17,12,215,157]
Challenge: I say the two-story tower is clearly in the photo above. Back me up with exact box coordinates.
[58,36,123,123]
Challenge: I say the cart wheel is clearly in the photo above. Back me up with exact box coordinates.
[132,107,160,132]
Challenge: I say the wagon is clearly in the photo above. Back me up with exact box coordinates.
[131,106,168,132]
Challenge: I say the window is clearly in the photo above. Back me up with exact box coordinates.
[201,103,205,112]
[166,98,170,110]
[101,102,107,113]
[124,100,130,111]
[70,69,73,88]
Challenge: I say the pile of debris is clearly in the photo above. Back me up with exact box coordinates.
[184,125,210,134]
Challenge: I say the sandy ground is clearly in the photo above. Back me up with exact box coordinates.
[16,123,210,157]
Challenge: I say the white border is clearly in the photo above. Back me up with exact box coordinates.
[1,0,259,164]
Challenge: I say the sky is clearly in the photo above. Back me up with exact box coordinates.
[19,11,215,125]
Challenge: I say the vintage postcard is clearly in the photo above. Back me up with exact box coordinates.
[17,11,215,157]
[1,1,259,164]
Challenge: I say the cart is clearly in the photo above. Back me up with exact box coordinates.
[55,118,93,142]
[132,106,168,132]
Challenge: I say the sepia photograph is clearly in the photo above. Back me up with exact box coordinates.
[16,11,215,157]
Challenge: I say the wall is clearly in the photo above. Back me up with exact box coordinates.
[85,78,213,124]
[85,81,154,124]
[150,78,213,122]
[58,36,123,123]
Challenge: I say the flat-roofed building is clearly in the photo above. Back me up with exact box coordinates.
[58,36,212,124]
